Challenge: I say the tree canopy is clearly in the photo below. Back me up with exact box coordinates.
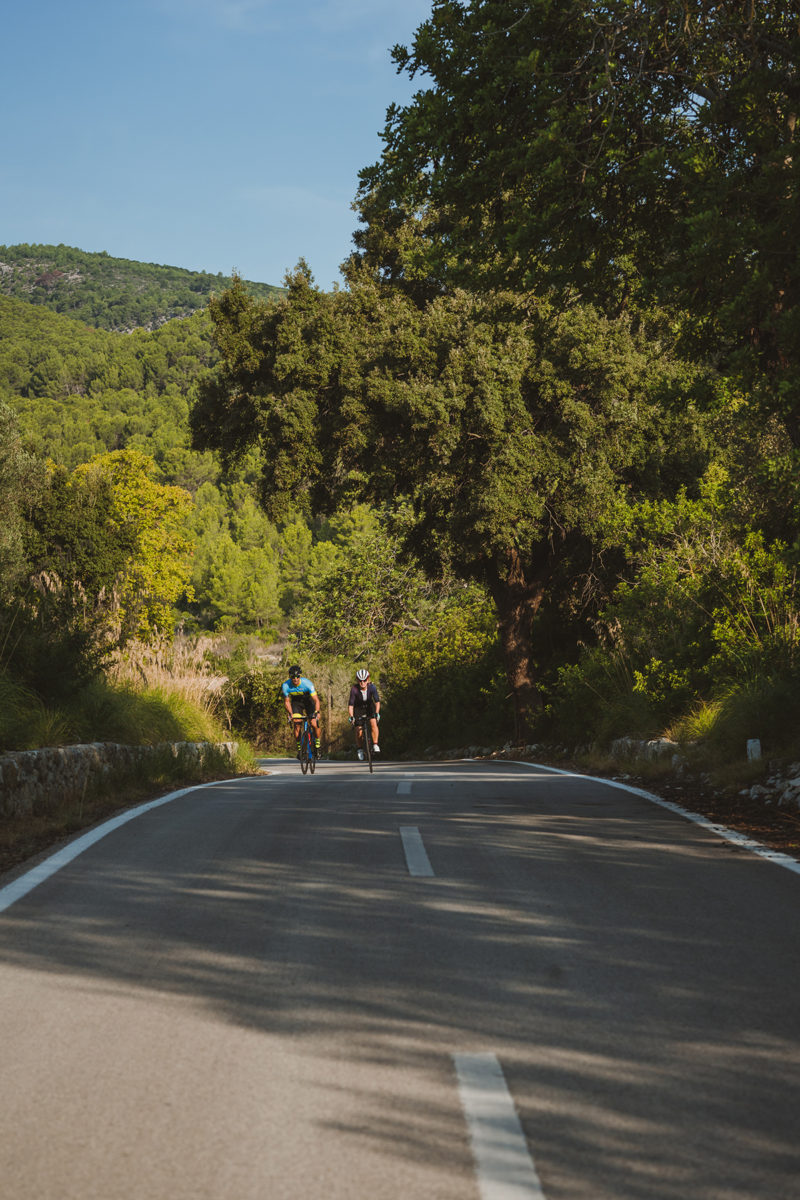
[355,1,800,434]
[192,269,711,733]
[27,450,195,647]
[0,401,42,600]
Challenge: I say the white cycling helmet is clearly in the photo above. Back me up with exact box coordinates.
[355,668,369,682]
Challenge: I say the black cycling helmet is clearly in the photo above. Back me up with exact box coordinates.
[289,664,302,678]
[355,668,369,682]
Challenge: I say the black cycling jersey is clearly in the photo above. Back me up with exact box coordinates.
[349,681,379,715]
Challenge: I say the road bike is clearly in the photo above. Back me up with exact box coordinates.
[292,716,317,775]
[354,712,375,774]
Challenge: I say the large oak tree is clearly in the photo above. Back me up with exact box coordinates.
[355,1,800,435]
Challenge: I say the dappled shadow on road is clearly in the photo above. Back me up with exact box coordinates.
[1,762,799,1198]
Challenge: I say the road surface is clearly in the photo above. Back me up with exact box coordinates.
[0,758,798,1198]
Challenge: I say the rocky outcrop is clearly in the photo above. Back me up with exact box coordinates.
[752,764,800,809]
[0,741,238,819]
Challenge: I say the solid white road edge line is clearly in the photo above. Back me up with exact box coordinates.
[399,825,434,876]
[0,778,242,914]
[454,1052,547,1200]
[504,760,800,877]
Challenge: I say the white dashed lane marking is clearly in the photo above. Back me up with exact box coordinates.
[399,826,434,877]
[454,1053,547,1199]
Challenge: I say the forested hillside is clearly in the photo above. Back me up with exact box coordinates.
[0,294,216,477]
[0,294,380,640]
[0,244,282,332]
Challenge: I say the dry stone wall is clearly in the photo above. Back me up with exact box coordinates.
[0,741,239,819]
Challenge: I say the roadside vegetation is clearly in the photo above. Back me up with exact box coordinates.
[2,4,800,834]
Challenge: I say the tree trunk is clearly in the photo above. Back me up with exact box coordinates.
[489,549,547,744]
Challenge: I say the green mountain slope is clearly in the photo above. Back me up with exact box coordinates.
[0,291,287,633]
[0,243,282,332]
[0,293,216,481]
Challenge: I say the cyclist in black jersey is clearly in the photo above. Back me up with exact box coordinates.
[348,668,380,760]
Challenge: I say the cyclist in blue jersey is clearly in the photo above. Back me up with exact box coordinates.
[281,665,322,754]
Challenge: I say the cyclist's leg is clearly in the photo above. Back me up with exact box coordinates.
[364,700,380,752]
[353,708,366,745]
[353,708,366,759]
[291,701,305,735]
[307,699,321,749]
[290,702,304,754]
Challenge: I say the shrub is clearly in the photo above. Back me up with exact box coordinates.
[705,673,800,762]
[544,646,664,747]
[0,673,43,751]
[381,588,510,754]
[220,666,288,752]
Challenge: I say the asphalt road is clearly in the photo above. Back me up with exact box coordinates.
[0,758,798,1199]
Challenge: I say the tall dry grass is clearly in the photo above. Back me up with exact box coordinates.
[0,634,247,752]
[109,634,229,704]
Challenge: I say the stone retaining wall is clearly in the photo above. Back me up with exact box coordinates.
[609,736,680,761]
[0,741,239,819]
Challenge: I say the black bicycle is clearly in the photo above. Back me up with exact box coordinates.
[293,716,317,775]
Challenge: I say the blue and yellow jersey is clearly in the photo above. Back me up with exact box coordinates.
[281,676,318,702]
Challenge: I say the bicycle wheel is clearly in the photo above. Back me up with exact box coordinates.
[364,721,373,773]
[308,731,316,774]
[300,727,309,775]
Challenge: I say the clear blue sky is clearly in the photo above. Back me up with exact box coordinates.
[1,0,433,290]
